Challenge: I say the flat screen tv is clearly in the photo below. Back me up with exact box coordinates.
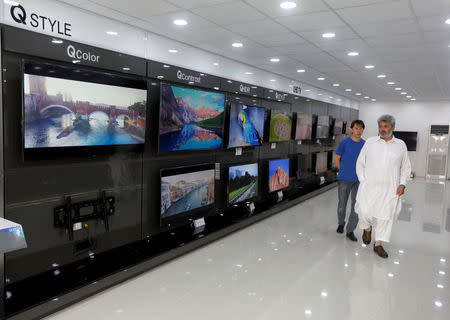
[295,113,313,140]
[297,154,313,180]
[228,163,258,205]
[269,110,292,142]
[160,164,215,221]
[23,63,147,150]
[315,152,328,174]
[316,116,330,139]
[333,120,343,136]
[345,121,352,135]
[268,158,290,192]
[159,83,225,152]
[228,104,264,148]
[393,131,418,151]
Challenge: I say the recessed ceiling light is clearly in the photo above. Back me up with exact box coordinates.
[232,42,243,48]
[122,67,130,71]
[445,18,450,25]
[337,99,342,101]
[411,98,416,101]
[348,51,359,56]
[4,1,19,5]
[305,89,311,92]
[163,64,170,68]
[377,74,386,78]
[322,33,336,38]
[329,96,333,99]
[280,1,297,9]
[387,82,395,85]
[355,93,362,96]
[401,92,407,95]
[332,83,340,87]
[213,62,219,66]
[318,93,323,96]
[168,49,178,53]
[51,39,63,44]
[173,19,187,26]
[395,87,402,90]
[270,79,276,82]
[245,72,253,75]
[106,31,118,36]
[270,58,280,62]
[371,99,376,101]
[365,65,375,69]
[345,89,352,92]
[364,96,370,99]
[406,95,412,98]
[435,301,443,307]
[297,69,305,73]
[317,77,325,80]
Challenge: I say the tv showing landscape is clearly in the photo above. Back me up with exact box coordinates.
[268,158,290,192]
[228,104,264,148]
[315,152,328,174]
[295,113,313,140]
[23,73,147,149]
[316,116,330,139]
[333,120,343,136]
[228,163,258,205]
[160,165,215,220]
[269,110,292,142]
[159,83,225,152]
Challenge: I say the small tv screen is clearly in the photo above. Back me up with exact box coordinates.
[228,163,258,205]
[345,121,352,135]
[333,120,343,136]
[268,158,290,192]
[159,83,225,152]
[297,154,313,180]
[160,165,215,220]
[295,113,313,140]
[316,116,330,139]
[24,72,147,149]
[269,110,292,142]
[228,104,264,148]
[315,152,328,174]
[393,131,418,151]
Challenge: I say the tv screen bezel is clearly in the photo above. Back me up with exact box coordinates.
[227,162,259,206]
[268,109,293,142]
[227,103,265,149]
[160,163,216,226]
[267,158,290,193]
[157,82,227,154]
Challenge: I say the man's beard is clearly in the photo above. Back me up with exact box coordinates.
[380,131,393,139]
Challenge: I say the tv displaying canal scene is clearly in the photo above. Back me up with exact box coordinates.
[228,163,258,205]
[316,116,330,139]
[295,113,313,140]
[228,104,264,148]
[159,83,225,152]
[23,73,147,149]
[160,164,215,220]
[269,110,292,142]
[268,158,289,193]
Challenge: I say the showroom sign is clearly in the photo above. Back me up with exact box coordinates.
[9,4,72,36]
[66,45,100,63]
[239,84,251,94]
[177,70,201,84]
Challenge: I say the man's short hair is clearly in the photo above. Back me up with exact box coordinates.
[377,114,396,127]
[351,120,365,129]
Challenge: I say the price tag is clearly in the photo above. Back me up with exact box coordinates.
[271,143,276,149]
[215,163,220,180]
[249,202,255,212]
[277,191,283,202]
[235,147,242,156]
[297,140,302,145]
[320,176,325,185]
[193,217,205,229]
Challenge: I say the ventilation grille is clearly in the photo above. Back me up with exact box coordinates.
[430,125,449,134]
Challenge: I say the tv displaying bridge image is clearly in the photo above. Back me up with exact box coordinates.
[23,73,147,149]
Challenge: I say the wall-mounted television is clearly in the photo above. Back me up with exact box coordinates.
[160,164,215,222]
[393,131,418,151]
[333,120,343,136]
[159,83,225,152]
[268,158,290,192]
[315,152,328,174]
[269,110,292,142]
[297,154,313,180]
[295,113,313,140]
[316,115,331,139]
[345,121,352,135]
[228,104,264,148]
[228,163,258,205]
[23,63,147,150]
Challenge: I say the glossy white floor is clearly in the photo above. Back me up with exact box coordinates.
[46,178,450,320]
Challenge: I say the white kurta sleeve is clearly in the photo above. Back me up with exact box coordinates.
[356,141,368,183]
[399,144,411,186]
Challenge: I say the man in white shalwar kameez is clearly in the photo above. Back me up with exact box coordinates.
[355,114,411,258]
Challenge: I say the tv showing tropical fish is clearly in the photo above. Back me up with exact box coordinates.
[269,110,292,142]
[228,104,264,148]
[228,163,258,205]
[295,113,313,140]
[268,158,290,192]
[160,166,215,219]
[23,73,147,148]
[159,83,225,152]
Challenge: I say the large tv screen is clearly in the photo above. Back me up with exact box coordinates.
[316,116,330,139]
[333,120,343,136]
[393,131,418,151]
[159,83,225,152]
[228,163,258,205]
[228,104,264,148]
[295,113,313,140]
[315,152,328,174]
[269,110,292,142]
[24,72,147,149]
[268,158,290,192]
[160,164,215,220]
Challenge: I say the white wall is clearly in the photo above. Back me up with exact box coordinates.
[359,101,450,178]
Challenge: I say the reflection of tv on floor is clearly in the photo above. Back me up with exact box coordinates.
[160,164,215,223]
[23,62,148,150]
[268,159,290,192]
[393,131,418,151]
[228,163,258,205]
[228,104,264,148]
[159,83,225,152]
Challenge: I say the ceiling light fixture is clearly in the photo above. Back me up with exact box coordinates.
[364,96,370,99]
[51,39,63,44]
[213,62,219,66]
[355,93,362,96]
[377,74,386,78]
[317,77,325,80]
[332,83,340,87]
[411,98,416,101]
[401,92,407,95]
[365,65,375,69]
[387,82,395,85]
[270,79,276,82]
[345,89,352,92]
[280,1,297,9]
[245,72,253,75]
[173,19,187,26]
[270,58,280,62]
[371,99,376,101]
[446,18,450,25]
[395,87,402,90]
[406,95,412,98]
[106,31,118,36]
[232,42,243,48]
[168,49,178,53]
[4,1,20,5]
[322,33,336,38]
[297,69,305,73]
[348,51,359,56]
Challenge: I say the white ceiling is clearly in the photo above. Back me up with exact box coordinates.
[59,0,450,102]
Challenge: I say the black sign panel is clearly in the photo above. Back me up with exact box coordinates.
[1,25,146,76]
[147,60,221,90]
[220,79,264,98]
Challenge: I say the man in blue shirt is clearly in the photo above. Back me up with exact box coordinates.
[334,120,365,241]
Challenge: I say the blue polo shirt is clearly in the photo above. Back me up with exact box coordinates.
[336,137,365,182]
